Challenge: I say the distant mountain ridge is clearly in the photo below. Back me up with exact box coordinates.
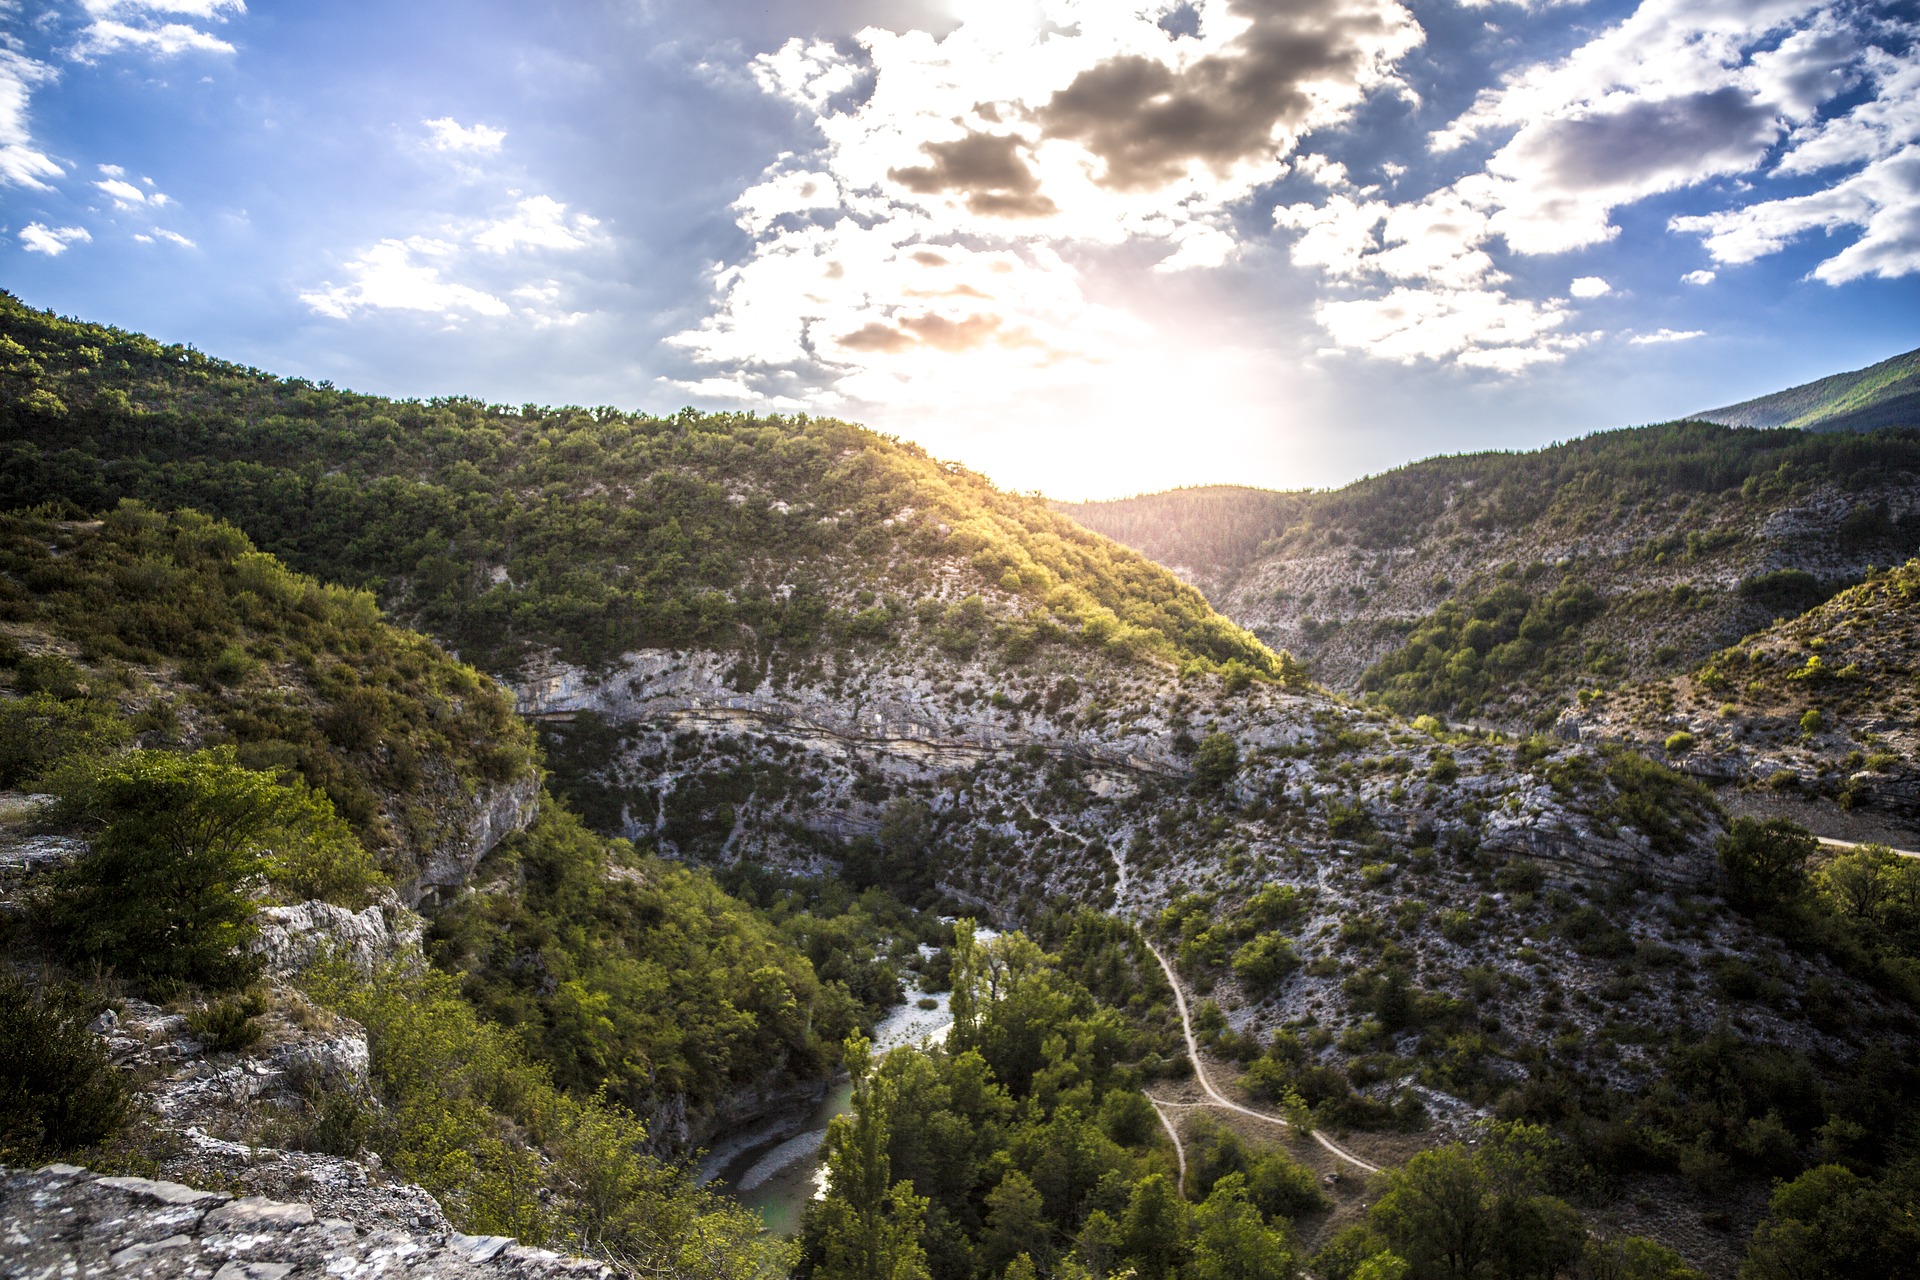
[1693,344,1920,432]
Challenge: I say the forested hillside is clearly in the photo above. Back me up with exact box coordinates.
[0,293,1277,684]
[1071,423,1920,728]
[1695,344,1920,433]
[5,297,1919,1278]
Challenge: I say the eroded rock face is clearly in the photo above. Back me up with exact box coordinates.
[253,900,426,980]
[0,1165,616,1280]
[406,774,543,909]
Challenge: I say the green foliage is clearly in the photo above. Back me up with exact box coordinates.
[1718,817,1818,915]
[302,956,790,1278]
[1361,581,1601,719]
[429,802,847,1116]
[1077,423,1920,569]
[1192,733,1241,790]
[1230,933,1299,994]
[1740,1159,1920,1279]
[1368,1124,1584,1280]
[43,746,378,987]
[1739,570,1836,616]
[185,989,267,1053]
[0,974,129,1161]
[0,690,131,788]
[815,1034,932,1280]
[0,505,536,882]
[0,293,1288,683]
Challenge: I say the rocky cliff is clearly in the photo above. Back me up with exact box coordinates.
[0,1165,618,1280]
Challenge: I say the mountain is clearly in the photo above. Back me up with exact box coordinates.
[6,294,1920,1277]
[1067,424,1920,730]
[1693,345,1920,433]
[1566,559,1920,845]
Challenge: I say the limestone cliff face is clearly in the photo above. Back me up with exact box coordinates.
[1208,480,1919,715]
[514,641,1722,922]
[404,772,542,908]
[1,1165,617,1280]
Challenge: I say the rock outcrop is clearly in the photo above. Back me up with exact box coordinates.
[0,1165,617,1280]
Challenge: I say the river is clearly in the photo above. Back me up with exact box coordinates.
[700,938,986,1235]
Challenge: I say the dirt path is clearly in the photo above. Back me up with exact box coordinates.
[1145,1095,1187,1194]
[1144,940,1383,1175]
[1817,835,1920,860]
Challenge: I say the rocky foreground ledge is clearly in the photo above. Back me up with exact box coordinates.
[0,1165,616,1280]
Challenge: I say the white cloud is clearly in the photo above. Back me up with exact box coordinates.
[1673,146,1920,283]
[72,0,245,60]
[304,195,602,324]
[679,0,1426,417]
[1631,328,1705,343]
[0,49,62,190]
[470,195,599,254]
[423,117,505,154]
[301,238,511,320]
[1681,268,1716,284]
[74,20,237,57]
[19,223,91,255]
[1273,0,1919,368]
[94,171,172,209]
[1315,285,1583,369]
[80,0,246,16]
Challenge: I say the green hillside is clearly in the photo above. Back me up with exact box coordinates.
[0,292,1284,685]
[1065,422,1920,727]
[1694,345,1920,433]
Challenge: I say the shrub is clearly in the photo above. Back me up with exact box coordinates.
[1192,733,1241,790]
[1717,817,1818,915]
[1231,933,1299,994]
[1664,731,1696,755]
[0,975,129,1161]
[42,747,381,989]
[0,692,132,788]
[186,990,268,1054]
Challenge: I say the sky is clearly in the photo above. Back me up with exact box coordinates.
[2,0,1917,499]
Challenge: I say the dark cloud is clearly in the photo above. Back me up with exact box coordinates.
[1508,88,1780,191]
[1039,0,1407,190]
[836,321,916,352]
[834,312,1015,354]
[888,133,1058,217]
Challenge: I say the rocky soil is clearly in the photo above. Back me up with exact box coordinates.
[0,1164,616,1280]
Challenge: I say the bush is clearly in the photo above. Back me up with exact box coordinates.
[0,975,129,1161]
[1664,731,1695,755]
[1717,817,1817,915]
[42,747,380,989]
[0,693,131,788]
[1192,733,1241,790]
[186,990,267,1053]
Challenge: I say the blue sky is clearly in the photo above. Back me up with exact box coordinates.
[3,0,1916,498]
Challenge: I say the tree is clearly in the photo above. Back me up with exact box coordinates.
[1583,1235,1704,1280]
[1188,1173,1297,1280]
[980,1170,1050,1275]
[1740,1161,1920,1280]
[44,747,377,988]
[1119,1173,1189,1280]
[1716,817,1817,915]
[0,975,129,1160]
[1370,1122,1577,1280]
[1193,733,1241,790]
[816,1034,931,1280]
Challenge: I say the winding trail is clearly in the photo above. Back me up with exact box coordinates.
[1817,835,1920,860]
[1145,940,1383,1176]
[1146,1096,1187,1195]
